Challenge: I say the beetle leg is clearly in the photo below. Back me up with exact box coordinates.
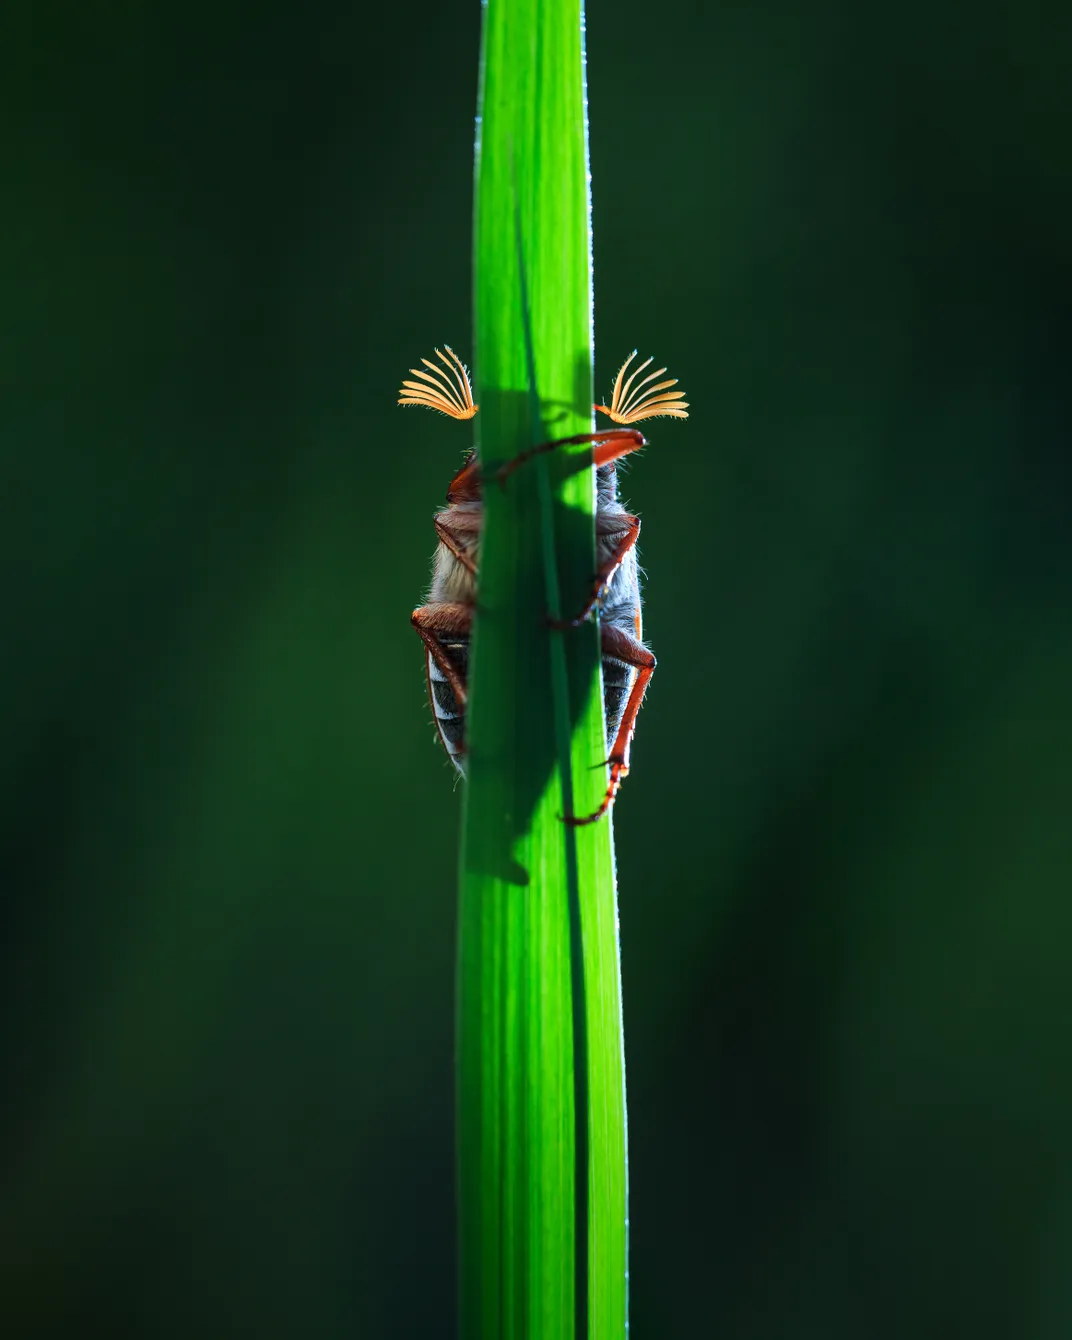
[411,603,472,709]
[492,429,646,489]
[565,624,656,826]
[591,432,648,469]
[491,430,646,623]
[548,513,640,628]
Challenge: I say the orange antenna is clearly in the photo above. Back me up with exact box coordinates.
[595,350,688,424]
[398,346,478,420]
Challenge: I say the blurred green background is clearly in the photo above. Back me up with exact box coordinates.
[3,0,1070,1335]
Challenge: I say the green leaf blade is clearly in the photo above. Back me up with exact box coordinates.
[459,1,628,1336]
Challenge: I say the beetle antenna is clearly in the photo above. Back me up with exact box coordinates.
[595,350,688,423]
[398,346,479,420]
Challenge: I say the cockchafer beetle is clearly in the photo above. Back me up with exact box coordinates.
[401,347,687,823]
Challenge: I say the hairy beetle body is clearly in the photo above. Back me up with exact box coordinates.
[403,348,686,823]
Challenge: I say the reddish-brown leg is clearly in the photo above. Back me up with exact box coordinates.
[492,429,646,625]
[492,429,646,489]
[591,432,647,469]
[549,514,640,628]
[433,514,479,576]
[411,603,472,709]
[566,624,656,826]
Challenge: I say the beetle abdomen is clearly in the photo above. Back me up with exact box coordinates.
[427,639,469,775]
[601,653,636,751]
[427,634,634,776]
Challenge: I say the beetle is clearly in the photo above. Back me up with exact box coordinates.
[400,346,687,823]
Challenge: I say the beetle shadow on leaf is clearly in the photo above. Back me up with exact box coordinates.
[464,392,605,887]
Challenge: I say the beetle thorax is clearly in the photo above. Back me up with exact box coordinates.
[429,500,481,605]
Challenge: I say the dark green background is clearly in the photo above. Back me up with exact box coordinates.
[3,1,1070,1335]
